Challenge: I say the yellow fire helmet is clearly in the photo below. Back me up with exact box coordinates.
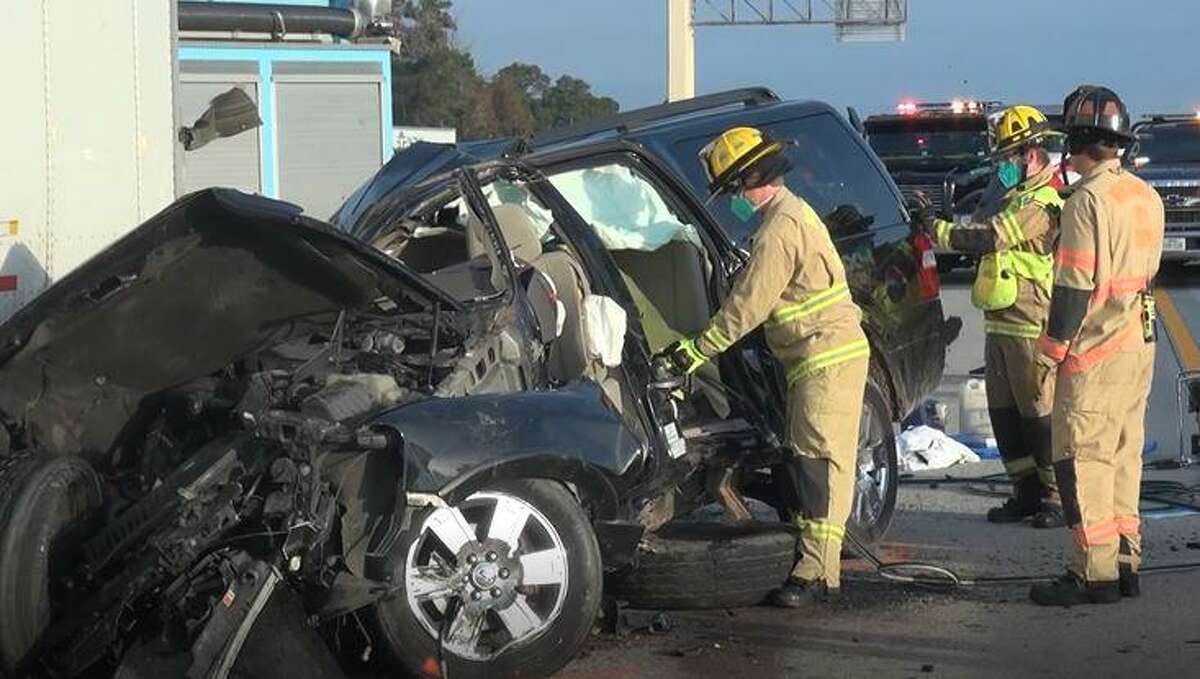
[993,104,1058,156]
[699,126,785,196]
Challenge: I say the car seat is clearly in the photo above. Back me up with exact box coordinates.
[469,204,592,383]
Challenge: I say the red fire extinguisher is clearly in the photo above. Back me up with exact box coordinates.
[913,231,940,300]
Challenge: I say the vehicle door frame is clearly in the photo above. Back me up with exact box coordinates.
[471,160,702,498]
[347,165,550,388]
[526,143,788,448]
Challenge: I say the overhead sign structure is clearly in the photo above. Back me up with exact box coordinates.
[668,0,908,101]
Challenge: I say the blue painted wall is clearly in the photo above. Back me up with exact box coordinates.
[178,43,394,198]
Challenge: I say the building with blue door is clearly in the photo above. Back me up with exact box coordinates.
[177,1,395,219]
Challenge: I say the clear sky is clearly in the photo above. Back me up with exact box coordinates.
[452,0,1200,117]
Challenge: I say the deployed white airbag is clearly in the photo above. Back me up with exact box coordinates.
[582,294,627,367]
[548,164,702,251]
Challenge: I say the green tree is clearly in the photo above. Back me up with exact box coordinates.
[392,47,486,134]
[536,75,619,129]
[496,62,551,101]
[389,2,620,139]
[392,0,455,60]
[489,74,535,137]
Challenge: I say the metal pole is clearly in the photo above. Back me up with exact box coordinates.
[666,0,695,101]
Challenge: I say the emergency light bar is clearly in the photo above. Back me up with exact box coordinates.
[1141,113,1200,122]
[896,99,1002,115]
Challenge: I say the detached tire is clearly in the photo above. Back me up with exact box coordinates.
[606,522,795,610]
[0,452,104,677]
[372,479,601,679]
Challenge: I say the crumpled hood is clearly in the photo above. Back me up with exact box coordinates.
[0,188,457,460]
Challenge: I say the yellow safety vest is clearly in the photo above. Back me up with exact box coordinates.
[971,185,1061,312]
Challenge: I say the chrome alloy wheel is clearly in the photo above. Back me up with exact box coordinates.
[404,491,569,661]
[852,398,889,530]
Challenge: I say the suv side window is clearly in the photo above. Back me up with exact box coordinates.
[545,163,703,252]
[673,113,906,243]
[365,181,510,303]
[545,161,713,353]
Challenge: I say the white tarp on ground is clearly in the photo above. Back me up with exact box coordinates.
[896,425,981,472]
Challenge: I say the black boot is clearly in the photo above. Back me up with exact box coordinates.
[769,577,838,608]
[1030,573,1121,606]
[987,478,1041,523]
[1119,567,1140,598]
[1031,503,1065,529]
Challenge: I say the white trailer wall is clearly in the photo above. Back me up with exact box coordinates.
[0,0,178,321]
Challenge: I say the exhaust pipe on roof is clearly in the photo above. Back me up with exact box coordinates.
[177,2,395,40]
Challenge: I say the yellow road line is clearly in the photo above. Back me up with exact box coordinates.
[1155,286,1200,371]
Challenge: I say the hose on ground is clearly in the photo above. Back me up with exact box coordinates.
[841,529,1200,590]
[872,469,1200,587]
[899,473,1200,512]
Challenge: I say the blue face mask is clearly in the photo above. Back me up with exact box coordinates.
[997,159,1024,190]
[730,194,757,222]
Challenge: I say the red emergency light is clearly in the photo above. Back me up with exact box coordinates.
[896,99,996,116]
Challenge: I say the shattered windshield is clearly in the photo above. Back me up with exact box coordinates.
[1136,122,1200,164]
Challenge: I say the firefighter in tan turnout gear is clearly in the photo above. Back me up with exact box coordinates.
[1029,86,1165,606]
[658,126,870,607]
[912,105,1065,529]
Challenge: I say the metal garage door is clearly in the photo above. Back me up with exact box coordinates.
[178,60,262,195]
[275,61,384,220]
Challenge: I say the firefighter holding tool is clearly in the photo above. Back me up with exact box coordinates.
[1027,86,1164,606]
[657,126,870,607]
[910,104,1065,529]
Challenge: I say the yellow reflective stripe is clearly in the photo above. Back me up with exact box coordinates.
[1008,250,1054,294]
[800,519,846,541]
[702,326,733,352]
[770,283,850,324]
[1029,185,1064,209]
[787,338,871,385]
[984,320,1042,338]
[999,209,1025,244]
[934,219,954,249]
[1004,456,1037,478]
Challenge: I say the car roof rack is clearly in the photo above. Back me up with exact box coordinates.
[530,87,781,148]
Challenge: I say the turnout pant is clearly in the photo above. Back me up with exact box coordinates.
[1052,345,1154,583]
[785,357,869,589]
[985,334,1059,505]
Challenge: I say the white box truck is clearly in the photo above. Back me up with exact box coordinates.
[0,1,179,322]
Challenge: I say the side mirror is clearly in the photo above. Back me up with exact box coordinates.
[179,87,262,151]
[847,106,866,137]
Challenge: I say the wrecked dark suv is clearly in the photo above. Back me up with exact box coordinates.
[0,89,944,679]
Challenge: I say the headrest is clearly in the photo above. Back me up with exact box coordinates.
[467,203,544,263]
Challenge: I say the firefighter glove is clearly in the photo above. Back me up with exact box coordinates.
[660,338,709,377]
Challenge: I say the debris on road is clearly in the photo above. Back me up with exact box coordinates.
[605,600,673,637]
[898,425,982,472]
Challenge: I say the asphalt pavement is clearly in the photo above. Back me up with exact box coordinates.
[564,264,1200,679]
